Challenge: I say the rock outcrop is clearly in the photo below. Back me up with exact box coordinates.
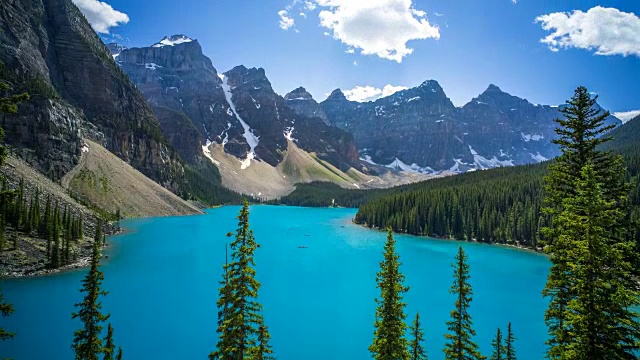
[284,87,328,124]
[114,37,360,172]
[0,0,182,188]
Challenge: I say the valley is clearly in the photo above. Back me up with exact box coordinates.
[0,0,639,359]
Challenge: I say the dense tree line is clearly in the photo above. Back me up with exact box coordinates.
[1,177,85,268]
[353,111,640,249]
[0,74,29,350]
[354,164,547,247]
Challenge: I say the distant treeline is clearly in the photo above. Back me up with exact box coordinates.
[276,114,640,248]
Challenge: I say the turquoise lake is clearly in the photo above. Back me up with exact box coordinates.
[1,206,550,359]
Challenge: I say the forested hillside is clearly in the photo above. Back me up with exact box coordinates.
[277,113,640,249]
[352,113,640,247]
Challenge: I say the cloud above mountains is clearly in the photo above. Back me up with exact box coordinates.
[536,6,640,57]
[279,0,440,63]
[614,110,640,123]
[72,0,129,34]
[342,84,408,102]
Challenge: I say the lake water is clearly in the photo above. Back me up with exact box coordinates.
[1,206,550,359]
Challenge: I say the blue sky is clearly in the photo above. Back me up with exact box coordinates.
[77,0,640,118]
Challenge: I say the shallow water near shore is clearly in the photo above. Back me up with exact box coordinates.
[1,206,550,359]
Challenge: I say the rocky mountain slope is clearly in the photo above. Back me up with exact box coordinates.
[0,155,118,276]
[0,0,239,207]
[112,36,369,196]
[0,0,183,186]
[61,140,202,218]
[287,82,621,173]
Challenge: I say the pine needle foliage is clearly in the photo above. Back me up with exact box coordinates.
[443,247,484,360]
[409,312,427,360]
[369,228,410,360]
[71,222,110,360]
[210,201,274,360]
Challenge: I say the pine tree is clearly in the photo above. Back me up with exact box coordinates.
[490,328,505,360]
[51,203,61,268]
[41,194,51,240]
[78,216,84,241]
[71,224,109,360]
[443,246,483,360]
[249,324,275,360]
[504,323,516,360]
[116,347,122,360]
[560,165,638,358]
[0,78,29,115]
[103,323,115,360]
[542,87,639,358]
[32,188,40,234]
[0,288,14,342]
[408,312,427,360]
[0,79,27,345]
[210,201,273,360]
[65,213,72,264]
[369,228,410,360]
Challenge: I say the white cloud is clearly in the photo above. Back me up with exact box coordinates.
[304,1,317,11]
[381,84,409,97]
[343,84,408,102]
[614,110,640,123]
[278,0,439,62]
[536,6,640,57]
[512,0,517,4]
[316,0,440,62]
[278,10,296,30]
[72,0,129,34]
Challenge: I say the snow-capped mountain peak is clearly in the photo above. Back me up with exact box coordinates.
[152,35,194,48]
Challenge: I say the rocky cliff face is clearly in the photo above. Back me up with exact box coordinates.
[284,87,328,124]
[115,37,360,172]
[312,82,621,173]
[0,0,182,187]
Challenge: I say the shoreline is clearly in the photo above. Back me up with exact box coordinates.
[352,220,546,256]
[1,226,126,279]
[3,205,547,279]
[2,206,208,279]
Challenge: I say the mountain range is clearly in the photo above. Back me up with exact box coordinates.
[290,82,621,173]
[0,0,625,210]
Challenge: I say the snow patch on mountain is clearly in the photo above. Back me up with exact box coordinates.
[469,146,514,169]
[521,133,544,142]
[220,74,260,169]
[153,35,193,48]
[284,127,296,141]
[145,63,162,70]
[202,142,220,166]
[386,158,435,174]
[360,155,377,165]
[530,152,548,162]
[251,95,261,109]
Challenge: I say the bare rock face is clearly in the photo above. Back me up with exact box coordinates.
[114,38,360,172]
[317,81,622,172]
[0,0,183,188]
[284,87,328,124]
